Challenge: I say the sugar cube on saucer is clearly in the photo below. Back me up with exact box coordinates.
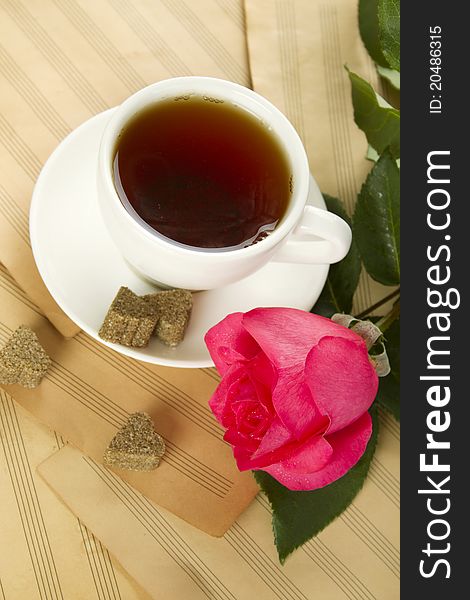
[0,326,51,388]
[103,412,166,471]
[99,287,159,348]
[145,289,193,347]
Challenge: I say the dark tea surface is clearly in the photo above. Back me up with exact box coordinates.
[113,96,291,249]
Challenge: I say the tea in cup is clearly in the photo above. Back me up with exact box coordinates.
[97,76,351,290]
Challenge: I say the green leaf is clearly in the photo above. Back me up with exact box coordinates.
[358,0,389,66]
[255,407,379,563]
[375,318,400,420]
[366,145,400,170]
[347,69,400,158]
[312,195,361,317]
[377,65,400,89]
[353,151,400,285]
[378,0,400,71]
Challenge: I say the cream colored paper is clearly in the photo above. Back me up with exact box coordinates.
[245,0,397,316]
[0,0,250,338]
[0,262,258,536]
[39,440,399,600]
[1,0,400,597]
[1,251,399,600]
[0,392,151,599]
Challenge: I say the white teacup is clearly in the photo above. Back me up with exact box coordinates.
[97,76,351,290]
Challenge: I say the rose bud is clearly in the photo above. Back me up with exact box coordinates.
[205,308,378,491]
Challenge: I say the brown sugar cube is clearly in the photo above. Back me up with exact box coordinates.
[0,326,51,389]
[144,289,192,347]
[99,287,159,348]
[103,412,166,471]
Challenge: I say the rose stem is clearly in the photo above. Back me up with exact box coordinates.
[374,300,400,334]
[356,288,400,319]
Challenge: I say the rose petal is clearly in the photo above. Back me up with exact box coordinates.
[230,417,289,470]
[242,308,360,369]
[274,433,333,474]
[241,308,363,437]
[208,364,245,427]
[232,398,269,437]
[243,351,277,399]
[251,417,292,457]
[271,371,323,437]
[260,412,372,491]
[232,412,330,471]
[205,312,260,375]
[305,337,378,434]
[224,428,259,455]
[253,417,332,470]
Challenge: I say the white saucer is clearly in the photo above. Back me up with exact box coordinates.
[30,109,329,368]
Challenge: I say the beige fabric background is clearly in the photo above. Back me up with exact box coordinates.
[0,1,399,598]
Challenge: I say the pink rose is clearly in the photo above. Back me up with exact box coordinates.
[205,308,378,491]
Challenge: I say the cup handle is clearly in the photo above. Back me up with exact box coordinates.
[272,205,352,264]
